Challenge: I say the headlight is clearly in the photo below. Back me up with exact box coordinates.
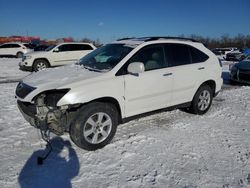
[22,55,32,61]
[34,89,70,107]
[25,55,32,59]
[230,65,238,73]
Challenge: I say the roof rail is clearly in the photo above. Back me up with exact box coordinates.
[139,36,199,42]
[116,37,135,41]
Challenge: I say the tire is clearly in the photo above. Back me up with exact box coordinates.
[190,85,213,115]
[16,52,23,58]
[230,79,237,85]
[33,59,49,71]
[70,102,118,150]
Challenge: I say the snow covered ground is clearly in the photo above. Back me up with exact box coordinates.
[0,58,249,188]
[0,58,30,83]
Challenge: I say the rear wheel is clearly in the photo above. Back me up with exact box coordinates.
[33,59,49,71]
[16,52,23,58]
[190,85,213,115]
[70,102,118,150]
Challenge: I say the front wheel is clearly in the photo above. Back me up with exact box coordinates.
[190,85,213,115]
[70,102,118,150]
[33,59,49,71]
[16,52,23,58]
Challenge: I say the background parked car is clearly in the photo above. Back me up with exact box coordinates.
[225,49,242,61]
[0,42,33,58]
[212,47,238,59]
[226,48,250,61]
[19,42,96,71]
[243,54,250,60]
[33,44,50,51]
[230,60,250,84]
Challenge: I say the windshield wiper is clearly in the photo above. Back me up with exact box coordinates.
[82,65,103,72]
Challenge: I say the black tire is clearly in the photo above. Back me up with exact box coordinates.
[16,52,23,58]
[33,59,49,71]
[190,85,213,115]
[70,102,118,151]
[230,79,237,85]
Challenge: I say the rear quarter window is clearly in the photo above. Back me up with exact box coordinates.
[77,44,93,50]
[189,46,209,63]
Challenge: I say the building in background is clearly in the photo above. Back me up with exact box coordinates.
[0,36,74,45]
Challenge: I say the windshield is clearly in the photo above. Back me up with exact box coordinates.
[45,45,56,51]
[79,44,134,71]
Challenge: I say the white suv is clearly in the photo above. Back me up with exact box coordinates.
[19,42,96,71]
[16,37,223,150]
[0,42,33,58]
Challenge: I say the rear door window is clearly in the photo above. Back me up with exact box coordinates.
[11,44,21,48]
[165,44,191,67]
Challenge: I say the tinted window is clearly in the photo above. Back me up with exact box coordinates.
[189,46,209,63]
[58,44,93,52]
[0,44,9,48]
[76,44,93,50]
[0,44,20,48]
[23,44,34,49]
[165,44,191,67]
[128,45,166,71]
[58,44,74,52]
[11,44,21,48]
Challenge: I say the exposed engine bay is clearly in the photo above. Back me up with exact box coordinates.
[17,89,77,136]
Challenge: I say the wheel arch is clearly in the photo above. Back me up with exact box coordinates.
[197,80,216,97]
[89,97,122,124]
[70,97,123,124]
[33,58,51,67]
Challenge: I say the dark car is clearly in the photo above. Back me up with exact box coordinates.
[33,44,50,51]
[230,60,250,84]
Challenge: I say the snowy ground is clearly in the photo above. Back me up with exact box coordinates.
[0,58,30,83]
[0,58,249,188]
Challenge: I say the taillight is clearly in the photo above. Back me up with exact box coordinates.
[218,58,222,67]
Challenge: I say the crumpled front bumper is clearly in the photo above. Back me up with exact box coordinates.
[17,100,36,127]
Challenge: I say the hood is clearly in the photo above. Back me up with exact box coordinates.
[22,64,105,90]
[25,51,48,56]
[235,61,250,71]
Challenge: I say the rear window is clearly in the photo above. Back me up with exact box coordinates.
[23,44,34,49]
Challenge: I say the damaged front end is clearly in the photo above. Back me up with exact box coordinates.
[17,89,75,135]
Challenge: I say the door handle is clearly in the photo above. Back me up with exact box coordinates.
[163,73,173,76]
[198,67,205,70]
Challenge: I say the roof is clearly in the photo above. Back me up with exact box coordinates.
[116,36,200,43]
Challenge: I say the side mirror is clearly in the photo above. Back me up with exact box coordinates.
[127,62,145,75]
[53,48,59,52]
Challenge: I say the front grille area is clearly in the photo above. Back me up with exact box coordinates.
[239,72,250,81]
[239,69,250,81]
[16,82,36,99]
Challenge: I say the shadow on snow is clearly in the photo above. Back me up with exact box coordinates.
[18,137,80,188]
